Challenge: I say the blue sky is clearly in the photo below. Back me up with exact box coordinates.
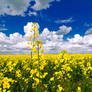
[0,0,92,54]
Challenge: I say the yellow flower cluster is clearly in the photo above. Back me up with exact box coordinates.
[0,54,92,92]
[27,22,45,54]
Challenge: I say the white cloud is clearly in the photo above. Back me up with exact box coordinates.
[0,24,8,31]
[1,22,92,54]
[0,22,68,54]
[32,0,60,10]
[55,18,74,23]
[24,22,39,33]
[66,34,92,53]
[39,25,72,54]
[56,25,72,35]
[24,22,39,40]
[40,28,63,43]
[0,27,8,31]
[28,11,37,16]
[67,34,92,45]
[85,28,92,35]
[0,32,26,54]
[67,34,83,44]
[9,32,24,43]
[0,0,31,16]
[42,32,92,54]
[0,32,10,43]
[0,0,60,16]
[12,41,28,49]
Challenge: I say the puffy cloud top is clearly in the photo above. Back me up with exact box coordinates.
[9,33,23,43]
[0,0,31,16]
[32,0,60,10]
[0,0,60,16]
[56,25,72,35]
[85,28,92,35]
[1,22,92,54]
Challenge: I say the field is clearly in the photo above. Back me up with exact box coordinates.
[0,54,92,92]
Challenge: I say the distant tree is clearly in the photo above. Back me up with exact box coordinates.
[59,50,68,54]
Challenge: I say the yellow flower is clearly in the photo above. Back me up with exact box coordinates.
[42,72,48,78]
[58,85,63,92]
[2,89,7,92]
[39,44,43,48]
[44,84,48,88]
[3,82,10,89]
[36,30,39,35]
[27,37,31,40]
[33,61,39,65]
[50,77,54,81]
[34,78,40,85]
[77,86,81,92]
[40,65,44,70]
[16,70,21,78]
[32,83,35,88]
[40,49,45,53]
[32,47,37,52]
[7,90,11,92]
[2,77,13,89]
[27,46,30,49]
[30,69,37,75]
[0,88,2,91]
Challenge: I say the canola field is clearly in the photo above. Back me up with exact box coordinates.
[0,54,92,92]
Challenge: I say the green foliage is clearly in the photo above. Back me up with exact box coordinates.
[0,54,92,92]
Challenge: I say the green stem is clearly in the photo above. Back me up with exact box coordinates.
[38,44,41,92]
[31,51,32,61]
[38,45,39,61]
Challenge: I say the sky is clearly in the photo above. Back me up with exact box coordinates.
[0,0,92,54]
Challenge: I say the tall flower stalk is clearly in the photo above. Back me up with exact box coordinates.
[27,22,43,60]
[27,22,44,91]
[27,22,44,59]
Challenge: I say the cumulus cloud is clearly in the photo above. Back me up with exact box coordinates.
[9,33,24,43]
[0,22,69,54]
[31,0,60,10]
[85,28,92,35]
[43,33,92,54]
[1,22,92,54]
[67,34,83,44]
[24,22,35,33]
[55,18,74,24]
[24,22,39,40]
[0,32,27,54]
[0,0,60,16]
[66,34,92,53]
[67,34,92,45]
[38,25,71,53]
[40,28,63,42]
[0,32,10,43]
[38,28,63,54]
[0,0,31,16]
[56,25,72,35]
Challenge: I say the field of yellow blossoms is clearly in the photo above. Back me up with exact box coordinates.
[0,53,92,92]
